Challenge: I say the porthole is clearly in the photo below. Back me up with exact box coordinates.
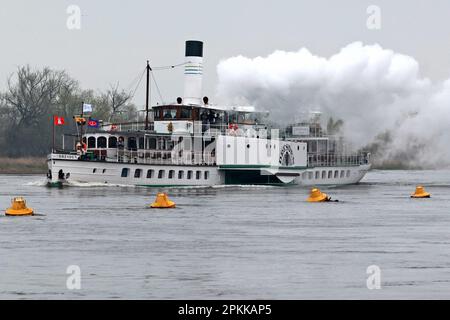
[134,169,142,178]
[121,168,129,178]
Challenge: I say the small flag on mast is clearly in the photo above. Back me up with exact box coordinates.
[74,116,86,125]
[88,118,100,128]
[82,103,93,113]
[53,116,65,126]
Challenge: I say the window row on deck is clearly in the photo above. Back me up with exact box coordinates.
[83,136,162,150]
[300,169,351,180]
[120,168,210,180]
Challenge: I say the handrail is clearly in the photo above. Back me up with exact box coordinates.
[115,149,216,165]
[307,153,370,167]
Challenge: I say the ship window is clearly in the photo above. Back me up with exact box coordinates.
[163,109,176,119]
[147,138,157,149]
[315,171,319,179]
[97,136,107,148]
[158,170,165,179]
[139,137,145,149]
[187,170,193,179]
[302,172,307,179]
[102,169,106,174]
[227,144,231,148]
[334,170,339,178]
[204,171,209,180]
[121,168,129,177]
[196,171,201,180]
[154,108,161,119]
[247,144,250,148]
[178,170,184,179]
[322,171,326,179]
[134,169,142,178]
[128,137,137,151]
[346,170,350,178]
[108,136,117,148]
[168,170,175,179]
[328,171,332,179]
[93,168,96,173]
[146,169,154,178]
[308,172,313,179]
[179,108,192,119]
[340,170,345,178]
[88,136,96,148]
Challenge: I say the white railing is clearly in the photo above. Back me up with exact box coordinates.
[114,149,216,166]
[307,153,370,167]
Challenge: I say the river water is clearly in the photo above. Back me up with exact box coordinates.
[1,170,450,299]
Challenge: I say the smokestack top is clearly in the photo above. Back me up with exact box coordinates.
[185,40,203,57]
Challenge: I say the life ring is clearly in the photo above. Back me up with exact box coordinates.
[82,142,87,152]
[228,123,238,130]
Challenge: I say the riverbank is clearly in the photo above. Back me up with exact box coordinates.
[0,157,47,174]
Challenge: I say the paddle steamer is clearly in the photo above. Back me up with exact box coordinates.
[47,41,370,187]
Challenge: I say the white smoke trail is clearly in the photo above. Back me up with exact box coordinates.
[216,42,450,168]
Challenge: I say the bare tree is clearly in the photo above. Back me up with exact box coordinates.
[1,65,77,156]
[100,82,132,122]
[3,65,75,127]
[0,65,138,157]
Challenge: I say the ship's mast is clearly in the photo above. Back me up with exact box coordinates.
[80,101,84,145]
[145,60,151,130]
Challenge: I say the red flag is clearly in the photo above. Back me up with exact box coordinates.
[53,116,65,126]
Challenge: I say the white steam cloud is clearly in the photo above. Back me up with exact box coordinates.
[216,42,450,168]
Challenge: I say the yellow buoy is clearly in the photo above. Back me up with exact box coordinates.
[411,186,431,198]
[150,193,176,208]
[5,197,34,216]
[307,188,331,202]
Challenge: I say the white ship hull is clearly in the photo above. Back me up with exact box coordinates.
[296,164,370,186]
[47,155,370,187]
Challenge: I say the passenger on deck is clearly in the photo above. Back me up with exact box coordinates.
[117,137,125,150]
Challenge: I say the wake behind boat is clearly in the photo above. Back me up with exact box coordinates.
[47,40,370,187]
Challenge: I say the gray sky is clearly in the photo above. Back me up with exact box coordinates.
[1,0,449,108]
